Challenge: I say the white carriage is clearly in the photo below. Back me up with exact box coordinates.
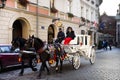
[63,34,96,69]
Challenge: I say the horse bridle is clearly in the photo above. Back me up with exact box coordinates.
[31,38,34,48]
[26,37,35,48]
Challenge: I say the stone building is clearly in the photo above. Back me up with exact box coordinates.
[116,4,120,45]
[0,0,102,44]
[99,13,116,42]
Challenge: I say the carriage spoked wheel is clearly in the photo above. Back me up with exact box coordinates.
[48,59,56,67]
[32,58,37,67]
[72,52,81,70]
[89,48,96,64]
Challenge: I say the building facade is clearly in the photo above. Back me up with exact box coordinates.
[0,0,102,44]
[99,13,116,42]
[116,4,120,44]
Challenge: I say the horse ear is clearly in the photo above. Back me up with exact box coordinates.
[29,35,31,38]
[32,35,34,38]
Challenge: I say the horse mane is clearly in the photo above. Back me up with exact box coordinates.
[12,37,27,50]
[34,37,44,51]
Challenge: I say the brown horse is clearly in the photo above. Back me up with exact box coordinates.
[11,37,37,76]
[26,35,50,79]
[26,35,65,78]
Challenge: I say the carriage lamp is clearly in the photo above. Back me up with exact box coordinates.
[0,0,7,8]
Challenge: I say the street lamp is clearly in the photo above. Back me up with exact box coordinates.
[0,0,7,8]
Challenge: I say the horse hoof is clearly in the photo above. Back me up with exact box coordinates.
[33,68,37,71]
[55,67,58,71]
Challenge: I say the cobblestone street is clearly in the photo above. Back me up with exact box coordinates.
[0,0,119,80]
[0,47,120,80]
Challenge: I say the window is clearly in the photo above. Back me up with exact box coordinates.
[81,7,84,17]
[50,0,54,8]
[0,46,11,53]
[86,9,88,19]
[68,0,72,12]
[85,36,87,45]
[91,12,93,21]
[17,0,28,9]
[77,37,80,45]
[81,36,84,44]
[81,30,85,35]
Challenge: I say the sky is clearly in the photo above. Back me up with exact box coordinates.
[100,0,120,16]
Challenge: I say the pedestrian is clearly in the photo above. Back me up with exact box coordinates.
[108,41,112,50]
[55,28,65,44]
[64,27,76,45]
[115,42,117,47]
[102,40,108,50]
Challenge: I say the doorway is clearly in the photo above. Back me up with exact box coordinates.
[48,24,55,44]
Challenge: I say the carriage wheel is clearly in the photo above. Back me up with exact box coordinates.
[32,58,37,67]
[72,53,80,70]
[48,59,56,67]
[89,48,96,64]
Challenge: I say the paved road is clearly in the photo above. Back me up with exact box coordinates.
[0,48,120,80]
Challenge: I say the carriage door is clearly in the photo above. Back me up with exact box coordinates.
[48,25,55,44]
[12,20,22,40]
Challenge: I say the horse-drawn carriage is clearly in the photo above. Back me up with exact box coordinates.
[18,34,96,70]
[48,34,96,70]
[12,34,95,77]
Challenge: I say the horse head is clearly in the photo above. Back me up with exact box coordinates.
[11,37,27,50]
[26,35,44,53]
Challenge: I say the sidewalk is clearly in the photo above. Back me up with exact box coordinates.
[96,46,116,53]
[96,49,104,53]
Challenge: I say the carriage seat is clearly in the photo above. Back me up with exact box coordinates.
[69,39,77,45]
[62,37,77,45]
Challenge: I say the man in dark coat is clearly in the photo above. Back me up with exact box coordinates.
[55,28,65,44]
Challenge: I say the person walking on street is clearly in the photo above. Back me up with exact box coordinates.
[108,41,112,50]
[64,27,76,45]
[102,40,108,50]
[55,28,65,44]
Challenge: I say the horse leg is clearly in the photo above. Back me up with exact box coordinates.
[37,62,44,79]
[59,59,63,73]
[44,61,50,75]
[55,57,59,72]
[19,61,24,76]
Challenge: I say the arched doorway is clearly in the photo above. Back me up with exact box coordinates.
[12,20,22,39]
[48,24,55,44]
[12,19,30,40]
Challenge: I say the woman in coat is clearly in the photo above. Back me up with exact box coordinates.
[64,27,75,45]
